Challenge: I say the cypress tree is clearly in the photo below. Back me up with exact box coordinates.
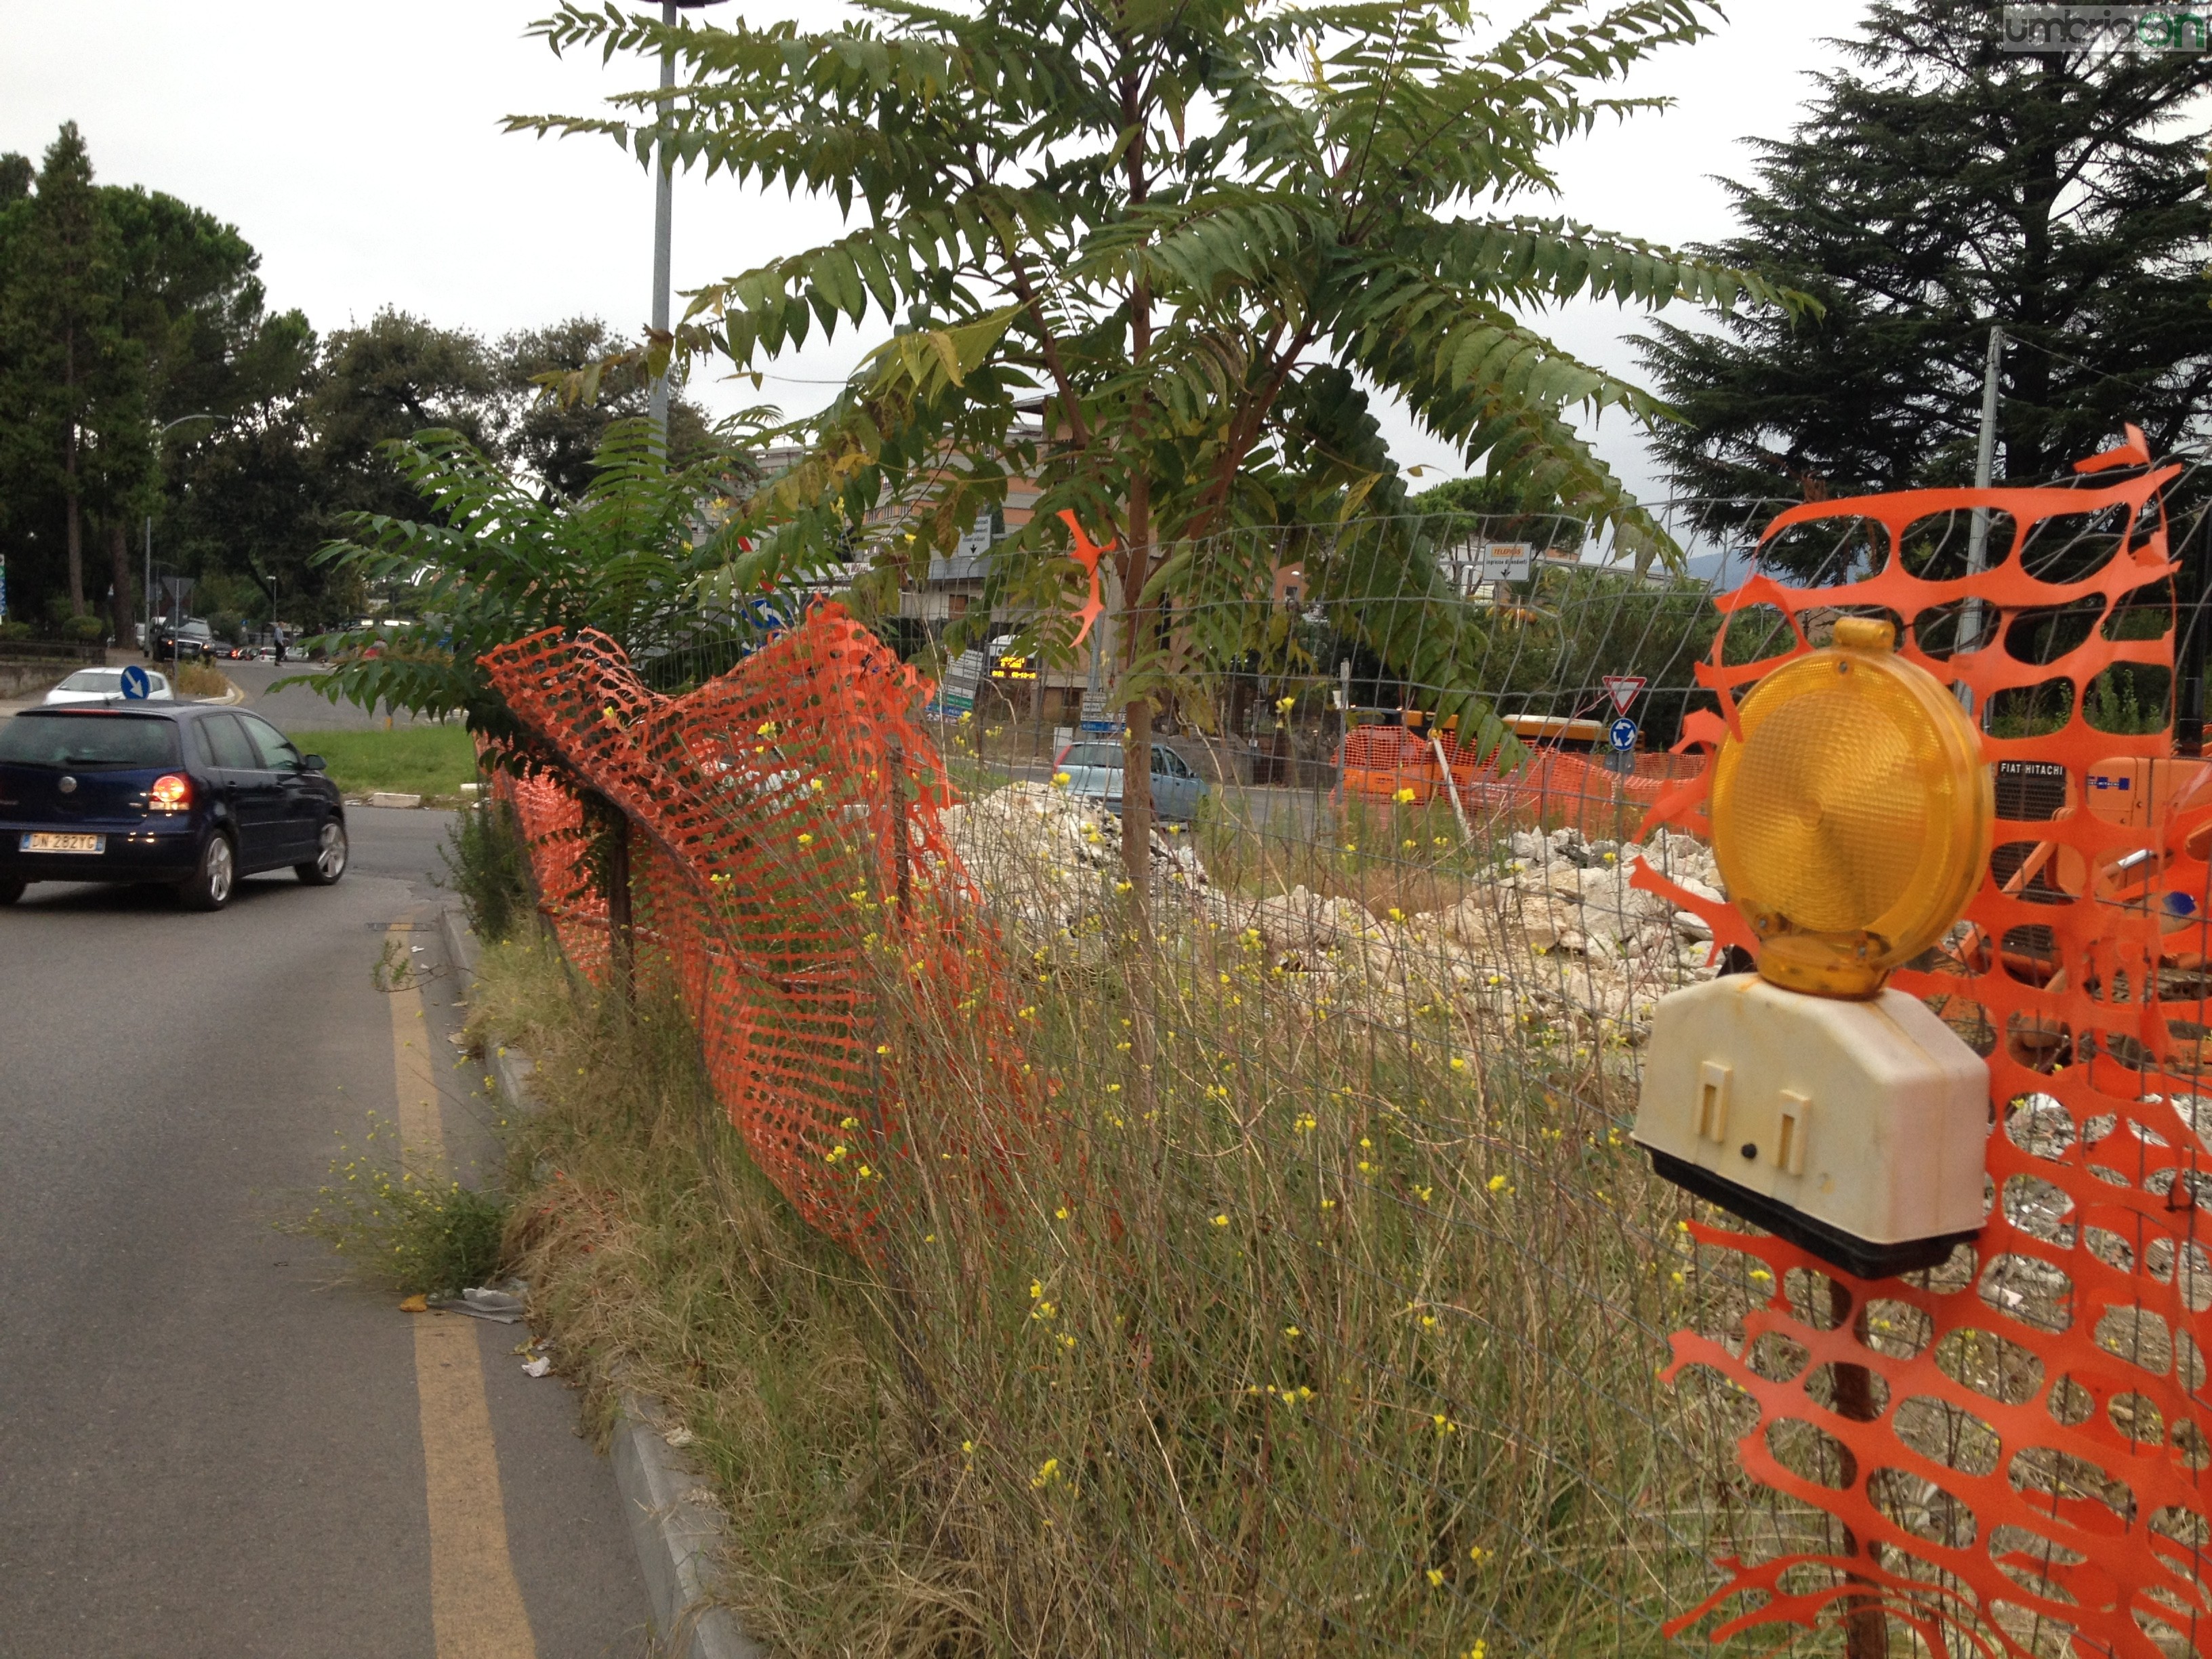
[1638,0,2212,501]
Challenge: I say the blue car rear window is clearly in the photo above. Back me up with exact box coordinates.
[0,712,180,769]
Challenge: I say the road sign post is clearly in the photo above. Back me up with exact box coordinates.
[1605,714,1639,775]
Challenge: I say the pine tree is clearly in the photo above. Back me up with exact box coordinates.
[1637,0,2212,503]
[0,123,142,620]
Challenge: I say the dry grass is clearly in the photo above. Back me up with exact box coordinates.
[176,659,232,699]
[472,872,1809,1656]
[474,939,990,1656]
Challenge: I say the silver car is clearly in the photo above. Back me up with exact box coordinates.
[42,668,175,705]
[1054,740,1208,821]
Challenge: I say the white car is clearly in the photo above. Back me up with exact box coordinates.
[42,668,175,705]
[1052,739,1210,821]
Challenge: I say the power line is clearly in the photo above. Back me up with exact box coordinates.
[2000,331,2180,399]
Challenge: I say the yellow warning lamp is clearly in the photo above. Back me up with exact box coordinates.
[1633,618,1997,1279]
[1711,617,1994,999]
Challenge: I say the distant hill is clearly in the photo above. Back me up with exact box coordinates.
[1684,544,1759,592]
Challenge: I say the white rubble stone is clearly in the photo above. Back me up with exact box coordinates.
[939,789,1727,1040]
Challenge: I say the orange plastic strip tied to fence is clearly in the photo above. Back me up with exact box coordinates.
[1635,441,2212,1656]
[479,604,1036,1252]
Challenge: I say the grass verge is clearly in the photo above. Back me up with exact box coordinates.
[291,724,478,800]
[470,901,1780,1657]
[472,939,966,1654]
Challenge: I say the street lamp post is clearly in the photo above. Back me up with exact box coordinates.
[648,0,678,442]
[648,1,726,448]
[145,413,219,660]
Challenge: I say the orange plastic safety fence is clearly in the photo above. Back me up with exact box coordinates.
[1337,721,1674,835]
[1635,456,2212,1656]
[478,605,1029,1250]
[495,764,609,980]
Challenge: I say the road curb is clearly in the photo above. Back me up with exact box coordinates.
[443,902,763,1659]
[611,1394,765,1659]
[180,674,246,707]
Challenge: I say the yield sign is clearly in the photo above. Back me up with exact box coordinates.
[1602,674,1646,714]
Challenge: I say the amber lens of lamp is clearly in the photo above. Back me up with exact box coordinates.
[1712,634,1990,996]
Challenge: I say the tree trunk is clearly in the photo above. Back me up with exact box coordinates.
[64,323,84,616]
[1118,476,1155,944]
[2006,54,2068,483]
[606,807,634,1006]
[1115,60,1157,943]
[1115,478,1162,1162]
[108,520,131,649]
[64,425,85,617]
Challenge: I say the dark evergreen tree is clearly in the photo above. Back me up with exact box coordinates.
[1638,0,2212,504]
[491,317,719,501]
[0,125,321,636]
[0,124,142,625]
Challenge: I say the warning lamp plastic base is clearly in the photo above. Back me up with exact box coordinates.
[1643,1151,1975,1279]
[1634,975,1988,1279]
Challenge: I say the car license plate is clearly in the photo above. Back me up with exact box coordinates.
[21,832,103,854]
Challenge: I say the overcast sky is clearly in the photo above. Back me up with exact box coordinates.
[1,0,1868,501]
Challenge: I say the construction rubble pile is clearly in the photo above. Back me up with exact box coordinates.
[939,784,1729,1039]
[938,781,1209,932]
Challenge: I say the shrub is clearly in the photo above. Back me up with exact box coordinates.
[289,1115,509,1296]
[175,660,230,699]
[443,798,533,944]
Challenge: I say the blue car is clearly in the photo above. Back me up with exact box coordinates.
[0,704,348,911]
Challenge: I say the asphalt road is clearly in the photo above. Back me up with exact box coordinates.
[225,659,441,734]
[0,808,651,1658]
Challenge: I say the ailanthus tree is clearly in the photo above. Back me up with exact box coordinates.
[515,0,1800,888]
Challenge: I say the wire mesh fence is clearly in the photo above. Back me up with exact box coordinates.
[478,471,2212,1656]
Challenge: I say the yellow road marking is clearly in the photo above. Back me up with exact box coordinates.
[388,920,538,1659]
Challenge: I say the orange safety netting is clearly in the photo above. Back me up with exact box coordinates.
[1338,721,1677,834]
[480,604,1027,1248]
[500,766,609,980]
[1635,446,2212,1656]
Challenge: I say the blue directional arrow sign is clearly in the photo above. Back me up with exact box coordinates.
[119,664,152,701]
[1607,715,1638,752]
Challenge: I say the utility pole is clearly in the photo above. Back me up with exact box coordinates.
[143,413,219,661]
[1961,326,2005,665]
[2183,499,2209,756]
[648,0,679,446]
[645,3,725,449]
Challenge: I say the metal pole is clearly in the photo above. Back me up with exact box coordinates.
[1961,326,2005,662]
[647,0,677,447]
[2181,514,2208,756]
[143,516,152,659]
